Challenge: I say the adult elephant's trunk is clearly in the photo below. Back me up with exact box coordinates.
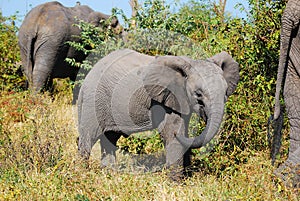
[270,17,291,164]
[274,15,294,120]
[271,1,300,164]
[176,98,225,149]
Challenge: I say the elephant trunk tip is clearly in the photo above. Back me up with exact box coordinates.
[174,132,201,149]
[273,104,281,121]
[273,99,285,121]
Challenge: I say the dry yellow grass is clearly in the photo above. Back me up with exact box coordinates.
[0,90,299,200]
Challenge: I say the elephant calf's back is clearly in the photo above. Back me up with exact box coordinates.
[80,49,154,133]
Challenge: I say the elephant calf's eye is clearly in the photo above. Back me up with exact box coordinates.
[195,90,203,98]
[194,90,205,107]
[198,99,205,107]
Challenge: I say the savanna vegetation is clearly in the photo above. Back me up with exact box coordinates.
[0,0,299,200]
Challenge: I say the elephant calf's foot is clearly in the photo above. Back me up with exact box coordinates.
[166,164,186,182]
[101,153,117,169]
[274,163,300,189]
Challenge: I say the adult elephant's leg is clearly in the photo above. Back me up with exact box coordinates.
[70,68,80,105]
[32,46,57,92]
[284,59,300,160]
[159,113,190,180]
[45,77,54,93]
[100,131,122,168]
[285,147,300,188]
[278,59,300,187]
[19,43,32,87]
[72,84,80,105]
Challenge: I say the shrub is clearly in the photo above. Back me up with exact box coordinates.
[0,91,64,173]
[0,12,26,91]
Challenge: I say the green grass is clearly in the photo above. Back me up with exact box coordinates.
[0,89,299,200]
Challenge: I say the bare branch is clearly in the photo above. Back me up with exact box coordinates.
[129,0,138,28]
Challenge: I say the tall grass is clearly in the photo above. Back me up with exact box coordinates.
[0,87,298,200]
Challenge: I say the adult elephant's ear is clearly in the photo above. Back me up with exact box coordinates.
[209,52,240,97]
[143,56,192,115]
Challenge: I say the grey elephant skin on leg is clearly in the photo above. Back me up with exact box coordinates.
[77,49,239,179]
[18,1,121,97]
[272,0,300,188]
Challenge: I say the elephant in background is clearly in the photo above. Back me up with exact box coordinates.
[77,49,239,179]
[18,1,121,96]
[272,0,300,188]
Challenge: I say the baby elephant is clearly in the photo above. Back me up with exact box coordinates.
[77,49,239,178]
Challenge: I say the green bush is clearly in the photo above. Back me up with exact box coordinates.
[184,0,286,173]
[0,13,26,91]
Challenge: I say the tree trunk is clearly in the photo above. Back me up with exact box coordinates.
[129,0,138,29]
[213,0,227,24]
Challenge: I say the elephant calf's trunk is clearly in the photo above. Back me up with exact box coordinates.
[176,106,224,149]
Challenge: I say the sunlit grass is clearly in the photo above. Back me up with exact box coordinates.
[0,89,298,200]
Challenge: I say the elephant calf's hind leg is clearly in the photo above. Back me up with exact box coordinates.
[100,132,122,168]
[78,135,93,160]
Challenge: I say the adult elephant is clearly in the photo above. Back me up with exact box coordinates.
[272,0,300,188]
[77,49,239,179]
[18,1,121,95]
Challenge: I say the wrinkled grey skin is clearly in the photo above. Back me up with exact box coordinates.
[272,0,300,188]
[77,49,239,179]
[18,1,121,93]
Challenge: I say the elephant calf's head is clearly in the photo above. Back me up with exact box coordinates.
[143,52,239,149]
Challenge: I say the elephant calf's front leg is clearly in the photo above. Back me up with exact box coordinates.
[159,113,190,180]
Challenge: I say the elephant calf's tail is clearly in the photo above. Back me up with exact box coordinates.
[268,105,284,166]
[77,88,83,123]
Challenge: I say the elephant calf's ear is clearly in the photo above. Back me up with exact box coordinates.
[143,56,192,115]
[209,51,240,97]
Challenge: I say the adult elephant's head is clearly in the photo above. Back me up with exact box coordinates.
[143,52,239,148]
[88,12,123,35]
